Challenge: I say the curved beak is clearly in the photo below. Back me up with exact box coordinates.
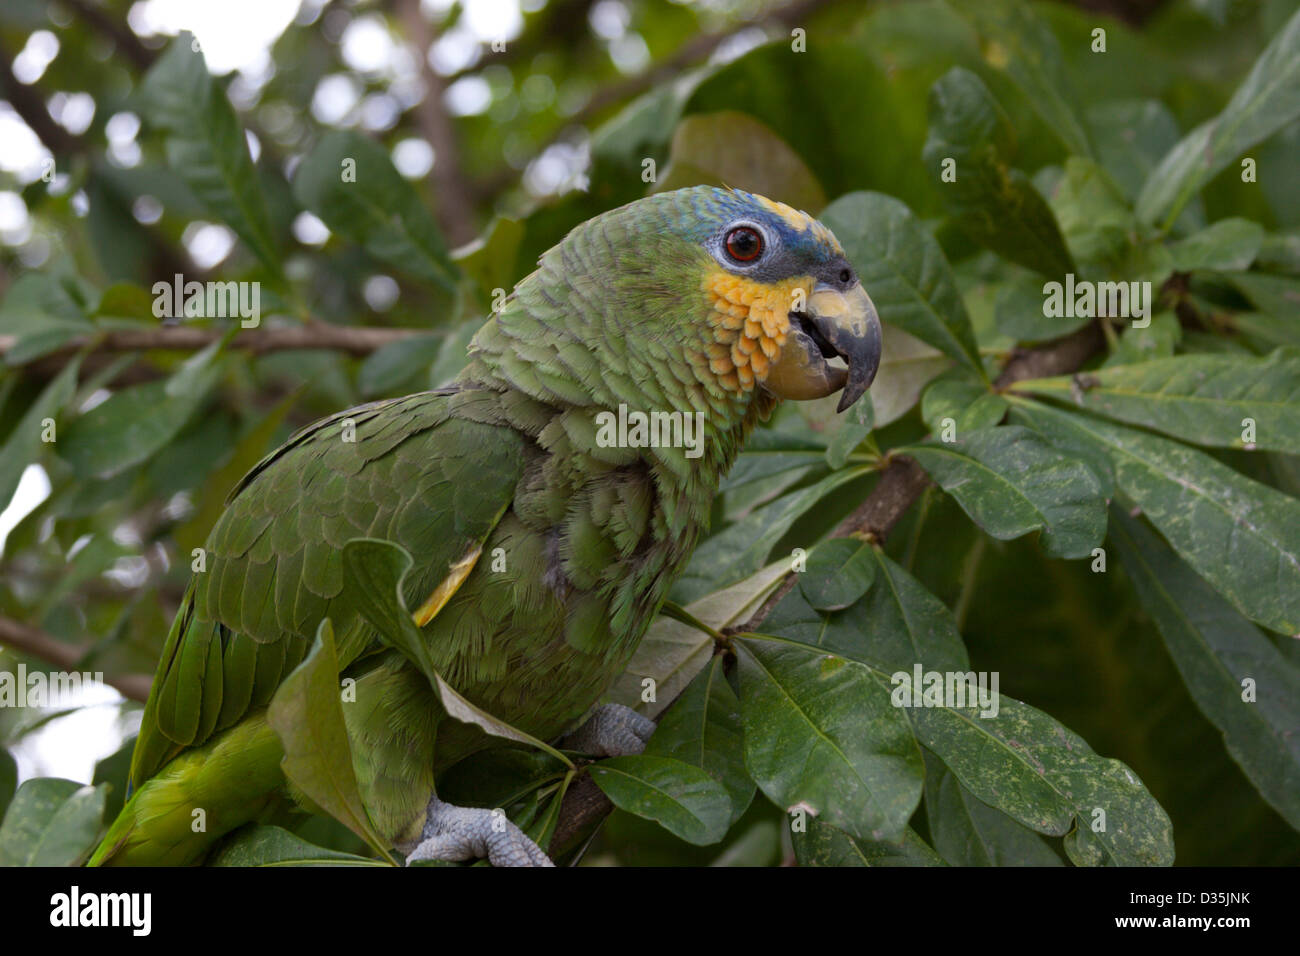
[764,281,882,413]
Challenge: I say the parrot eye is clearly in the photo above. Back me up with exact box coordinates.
[724,226,764,263]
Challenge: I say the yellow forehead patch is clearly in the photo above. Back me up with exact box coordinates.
[752,196,841,252]
[701,270,812,393]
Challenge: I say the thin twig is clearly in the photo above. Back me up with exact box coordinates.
[1,321,425,365]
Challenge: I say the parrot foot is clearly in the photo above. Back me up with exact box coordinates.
[562,703,656,757]
[406,797,554,867]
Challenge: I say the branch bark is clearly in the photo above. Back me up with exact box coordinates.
[0,616,152,703]
[394,0,480,246]
[1,321,425,367]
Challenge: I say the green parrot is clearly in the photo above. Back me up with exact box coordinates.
[88,185,882,867]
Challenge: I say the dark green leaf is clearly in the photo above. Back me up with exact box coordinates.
[793,819,945,866]
[338,538,568,762]
[924,756,1062,866]
[1109,507,1300,829]
[1013,350,1300,452]
[139,35,281,272]
[589,755,731,846]
[0,778,106,866]
[0,356,80,509]
[955,0,1093,157]
[798,537,876,612]
[644,656,754,824]
[59,342,223,478]
[821,191,983,374]
[266,618,395,862]
[736,637,923,844]
[923,67,1074,278]
[209,824,386,866]
[1011,399,1300,635]
[1136,7,1300,229]
[902,425,1106,559]
[1168,218,1264,273]
[293,130,457,290]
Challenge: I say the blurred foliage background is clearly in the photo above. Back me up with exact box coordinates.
[0,0,1298,867]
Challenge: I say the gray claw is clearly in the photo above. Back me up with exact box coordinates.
[406,797,554,867]
[562,703,657,758]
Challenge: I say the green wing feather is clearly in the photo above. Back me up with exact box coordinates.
[128,387,529,790]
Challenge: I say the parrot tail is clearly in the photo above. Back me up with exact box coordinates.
[88,713,286,866]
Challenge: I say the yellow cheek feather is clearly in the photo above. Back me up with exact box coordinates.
[702,270,813,393]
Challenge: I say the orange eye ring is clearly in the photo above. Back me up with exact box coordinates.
[724,226,763,263]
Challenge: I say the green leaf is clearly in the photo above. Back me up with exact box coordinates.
[1223,271,1300,320]
[645,656,754,824]
[138,35,281,272]
[921,370,1009,433]
[1047,157,1136,269]
[922,67,1074,278]
[676,464,871,602]
[1013,350,1300,452]
[0,273,95,365]
[1109,507,1300,830]
[0,778,106,866]
[904,679,1174,866]
[337,538,569,764]
[1136,7,1300,229]
[821,191,983,374]
[902,425,1106,559]
[1103,311,1180,368]
[793,819,946,866]
[652,111,826,212]
[357,332,443,398]
[1168,218,1264,273]
[869,325,954,427]
[684,42,923,206]
[589,755,732,846]
[59,341,224,478]
[609,559,789,715]
[293,130,457,290]
[0,356,80,511]
[824,394,874,470]
[1087,100,1193,217]
[765,547,970,675]
[955,0,1093,157]
[209,824,386,866]
[994,272,1089,342]
[722,429,827,492]
[766,568,1171,864]
[1011,399,1300,635]
[924,757,1062,866]
[736,637,923,844]
[798,537,876,612]
[266,618,395,863]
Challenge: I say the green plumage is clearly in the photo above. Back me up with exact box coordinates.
[89,187,818,865]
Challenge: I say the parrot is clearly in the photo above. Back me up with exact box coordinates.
[88,185,882,867]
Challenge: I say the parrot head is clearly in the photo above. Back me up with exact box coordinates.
[653,186,883,414]
[471,185,882,432]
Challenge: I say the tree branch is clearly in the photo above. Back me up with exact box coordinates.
[550,319,1108,853]
[1,321,425,367]
[394,0,480,246]
[0,616,152,702]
